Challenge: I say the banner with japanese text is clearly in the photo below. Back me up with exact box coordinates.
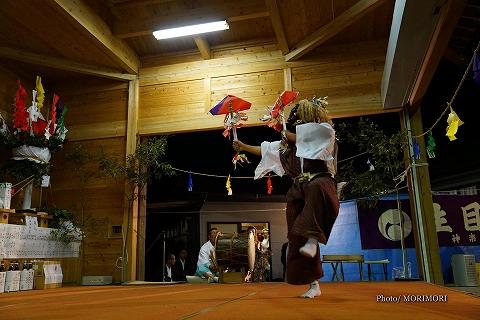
[358,195,480,249]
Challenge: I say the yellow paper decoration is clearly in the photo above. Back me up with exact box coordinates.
[445,107,463,141]
[226,174,232,196]
[36,75,45,111]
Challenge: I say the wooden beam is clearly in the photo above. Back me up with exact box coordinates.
[0,46,136,81]
[285,0,385,61]
[228,11,270,23]
[51,0,139,74]
[194,37,212,60]
[284,67,292,91]
[125,78,139,281]
[113,0,176,9]
[409,0,466,109]
[401,107,443,285]
[265,0,289,54]
[113,1,268,38]
[382,0,445,109]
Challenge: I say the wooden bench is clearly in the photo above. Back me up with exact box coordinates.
[322,254,364,281]
[365,259,390,281]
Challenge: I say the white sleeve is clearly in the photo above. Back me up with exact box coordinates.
[295,123,335,161]
[254,141,285,180]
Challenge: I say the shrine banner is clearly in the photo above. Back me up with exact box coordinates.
[434,195,480,247]
[358,195,480,249]
[358,200,416,249]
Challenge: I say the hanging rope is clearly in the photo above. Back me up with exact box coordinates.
[413,40,480,138]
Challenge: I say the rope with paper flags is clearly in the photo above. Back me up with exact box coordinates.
[411,40,480,159]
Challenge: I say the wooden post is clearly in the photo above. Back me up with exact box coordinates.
[124,78,139,282]
[137,164,147,281]
[401,107,443,284]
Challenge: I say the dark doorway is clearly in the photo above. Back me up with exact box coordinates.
[144,193,205,281]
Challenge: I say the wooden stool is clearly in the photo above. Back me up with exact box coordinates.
[365,259,390,280]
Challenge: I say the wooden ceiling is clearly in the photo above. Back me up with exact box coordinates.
[445,0,480,64]
[0,0,395,81]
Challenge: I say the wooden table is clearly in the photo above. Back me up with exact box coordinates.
[322,254,364,281]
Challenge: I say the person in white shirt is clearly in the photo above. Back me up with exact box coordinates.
[195,228,219,282]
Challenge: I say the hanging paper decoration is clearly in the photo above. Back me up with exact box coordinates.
[28,89,48,136]
[413,138,420,159]
[446,106,463,141]
[367,158,375,171]
[56,106,69,141]
[36,76,45,111]
[267,175,273,195]
[187,171,193,192]
[426,131,436,159]
[260,90,298,132]
[13,80,29,131]
[473,52,480,85]
[226,175,232,196]
[49,94,59,135]
[210,95,252,169]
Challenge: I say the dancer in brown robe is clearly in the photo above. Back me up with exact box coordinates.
[234,98,339,298]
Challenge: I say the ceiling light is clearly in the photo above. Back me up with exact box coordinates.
[153,20,229,40]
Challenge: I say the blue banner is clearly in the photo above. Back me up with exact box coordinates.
[358,195,480,249]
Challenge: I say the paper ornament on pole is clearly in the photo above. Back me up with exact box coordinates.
[426,131,436,158]
[226,175,232,196]
[413,138,420,159]
[187,171,193,192]
[446,107,463,141]
[36,76,45,111]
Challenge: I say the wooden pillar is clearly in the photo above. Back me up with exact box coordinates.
[283,67,292,91]
[124,78,139,282]
[401,106,443,284]
[137,164,147,281]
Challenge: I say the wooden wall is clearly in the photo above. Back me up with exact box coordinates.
[138,40,389,135]
[0,66,19,164]
[50,83,129,283]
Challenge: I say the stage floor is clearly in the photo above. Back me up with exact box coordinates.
[1,281,478,319]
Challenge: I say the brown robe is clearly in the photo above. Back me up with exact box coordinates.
[280,142,340,285]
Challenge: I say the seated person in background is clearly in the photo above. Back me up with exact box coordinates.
[195,228,219,282]
[174,249,195,281]
[164,253,176,282]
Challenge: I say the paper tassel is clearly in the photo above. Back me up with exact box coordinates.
[14,80,29,131]
[413,138,420,159]
[267,176,273,195]
[36,76,45,111]
[367,158,375,171]
[49,94,59,134]
[226,175,232,195]
[426,131,436,158]
[187,171,193,192]
[446,107,463,141]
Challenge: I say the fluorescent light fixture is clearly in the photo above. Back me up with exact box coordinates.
[153,20,229,40]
